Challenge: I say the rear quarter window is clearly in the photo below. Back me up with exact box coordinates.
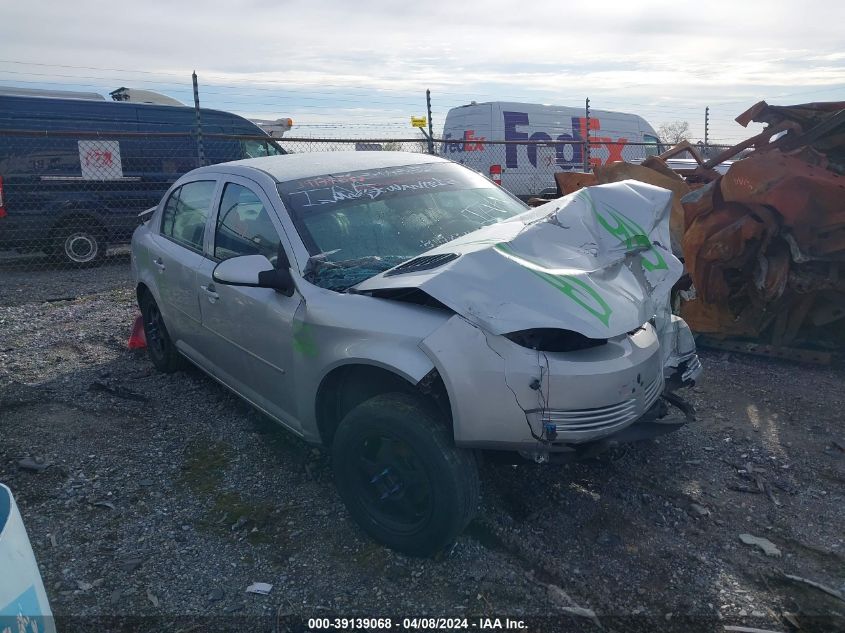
[160,180,216,251]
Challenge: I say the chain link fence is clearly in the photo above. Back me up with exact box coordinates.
[279,137,734,200]
[0,129,733,277]
[0,130,284,271]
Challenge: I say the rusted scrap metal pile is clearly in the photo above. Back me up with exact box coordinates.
[557,100,845,357]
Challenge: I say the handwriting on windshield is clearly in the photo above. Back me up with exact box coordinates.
[290,177,458,208]
[298,164,438,189]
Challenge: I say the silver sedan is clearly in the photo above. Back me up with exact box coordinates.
[131,152,700,555]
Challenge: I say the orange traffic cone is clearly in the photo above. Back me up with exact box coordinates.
[128,313,147,350]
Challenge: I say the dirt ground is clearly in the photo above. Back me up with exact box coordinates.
[1,260,843,632]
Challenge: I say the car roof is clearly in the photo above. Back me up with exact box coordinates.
[191,151,449,183]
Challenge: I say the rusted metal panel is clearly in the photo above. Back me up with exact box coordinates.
[554,171,597,196]
[540,100,845,353]
[679,100,845,349]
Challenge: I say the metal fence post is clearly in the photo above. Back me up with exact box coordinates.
[426,89,435,155]
[192,71,206,167]
[584,97,591,172]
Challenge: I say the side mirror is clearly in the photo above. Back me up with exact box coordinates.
[212,255,296,297]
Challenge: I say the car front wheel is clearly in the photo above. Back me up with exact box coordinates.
[332,392,479,556]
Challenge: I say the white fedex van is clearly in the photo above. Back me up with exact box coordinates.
[440,101,662,197]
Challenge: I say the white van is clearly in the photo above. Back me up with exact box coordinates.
[440,101,662,197]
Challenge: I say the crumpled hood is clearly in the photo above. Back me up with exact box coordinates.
[355,180,682,339]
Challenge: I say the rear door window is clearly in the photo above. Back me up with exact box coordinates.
[214,182,281,262]
[160,180,216,251]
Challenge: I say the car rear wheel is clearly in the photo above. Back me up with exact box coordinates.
[332,393,479,556]
[140,293,185,373]
[54,224,106,267]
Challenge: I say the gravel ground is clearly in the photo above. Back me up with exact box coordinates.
[1,264,843,632]
[0,249,131,306]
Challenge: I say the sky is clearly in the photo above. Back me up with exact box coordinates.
[1,0,843,142]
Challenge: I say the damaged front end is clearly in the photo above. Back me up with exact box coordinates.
[357,180,701,462]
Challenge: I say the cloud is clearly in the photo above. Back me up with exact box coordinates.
[1,0,843,141]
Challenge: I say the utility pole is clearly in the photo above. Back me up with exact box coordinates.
[704,106,710,151]
[426,89,434,154]
[584,97,591,172]
[192,71,205,167]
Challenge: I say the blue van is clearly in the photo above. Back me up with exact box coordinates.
[0,94,284,265]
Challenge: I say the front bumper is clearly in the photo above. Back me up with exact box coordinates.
[526,367,664,444]
[420,315,681,452]
[519,392,696,463]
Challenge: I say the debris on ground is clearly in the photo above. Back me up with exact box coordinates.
[88,380,148,402]
[17,456,52,472]
[782,573,845,603]
[689,502,711,517]
[739,534,782,557]
[245,582,273,595]
[543,579,602,629]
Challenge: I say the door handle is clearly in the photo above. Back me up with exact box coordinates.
[153,257,166,272]
[200,283,219,301]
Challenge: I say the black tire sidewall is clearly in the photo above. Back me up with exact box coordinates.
[332,393,476,556]
[140,294,180,373]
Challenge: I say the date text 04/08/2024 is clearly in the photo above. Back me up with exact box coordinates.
[306,618,527,630]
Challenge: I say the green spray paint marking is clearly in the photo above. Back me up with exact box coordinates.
[292,321,318,357]
[579,190,668,271]
[494,243,612,327]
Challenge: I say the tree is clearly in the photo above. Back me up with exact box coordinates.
[657,120,690,145]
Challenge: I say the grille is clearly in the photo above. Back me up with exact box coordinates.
[384,253,459,276]
[543,374,664,440]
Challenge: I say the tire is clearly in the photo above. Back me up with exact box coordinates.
[53,222,106,267]
[139,292,185,373]
[332,392,480,556]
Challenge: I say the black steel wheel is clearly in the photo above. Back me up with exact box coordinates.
[332,392,479,556]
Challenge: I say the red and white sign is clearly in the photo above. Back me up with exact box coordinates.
[78,140,123,180]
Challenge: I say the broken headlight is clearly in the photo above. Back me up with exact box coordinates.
[504,328,607,352]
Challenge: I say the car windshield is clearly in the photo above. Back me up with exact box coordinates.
[277,162,529,290]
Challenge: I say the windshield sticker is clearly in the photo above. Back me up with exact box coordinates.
[580,191,668,271]
[494,243,612,326]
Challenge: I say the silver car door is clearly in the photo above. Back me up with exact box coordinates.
[149,179,219,353]
[195,176,303,432]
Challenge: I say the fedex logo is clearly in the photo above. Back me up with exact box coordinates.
[504,111,628,169]
[441,130,486,154]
